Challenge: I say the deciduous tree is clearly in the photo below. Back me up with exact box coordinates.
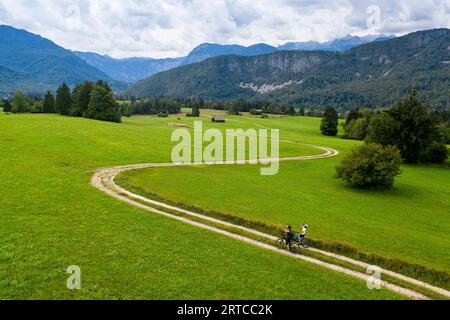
[374,91,440,163]
[11,91,30,113]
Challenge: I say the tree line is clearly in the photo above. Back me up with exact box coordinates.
[1,81,122,123]
[224,99,324,117]
[120,95,325,117]
[2,90,327,120]
[118,97,183,117]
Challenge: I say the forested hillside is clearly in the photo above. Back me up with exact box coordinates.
[126,29,450,110]
[0,25,124,95]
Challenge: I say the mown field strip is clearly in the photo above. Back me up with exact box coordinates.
[91,143,449,300]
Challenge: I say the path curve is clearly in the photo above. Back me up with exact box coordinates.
[91,141,449,300]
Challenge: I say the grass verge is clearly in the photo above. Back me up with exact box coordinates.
[116,173,450,291]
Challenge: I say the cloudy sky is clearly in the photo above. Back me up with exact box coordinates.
[0,0,449,58]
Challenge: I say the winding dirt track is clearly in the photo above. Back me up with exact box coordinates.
[91,142,450,300]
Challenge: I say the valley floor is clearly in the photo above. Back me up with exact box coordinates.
[0,111,448,299]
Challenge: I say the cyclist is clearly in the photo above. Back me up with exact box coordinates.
[284,225,294,248]
[300,224,308,246]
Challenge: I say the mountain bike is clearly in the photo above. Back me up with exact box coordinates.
[276,233,309,251]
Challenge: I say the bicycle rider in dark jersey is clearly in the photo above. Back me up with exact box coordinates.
[284,225,294,248]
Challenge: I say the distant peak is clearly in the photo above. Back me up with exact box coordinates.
[0,24,32,34]
[248,43,276,48]
[341,35,358,40]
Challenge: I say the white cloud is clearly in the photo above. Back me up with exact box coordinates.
[0,0,448,58]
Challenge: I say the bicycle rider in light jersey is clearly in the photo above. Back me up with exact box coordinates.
[300,224,308,246]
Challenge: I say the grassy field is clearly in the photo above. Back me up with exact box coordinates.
[0,111,402,299]
[117,115,450,276]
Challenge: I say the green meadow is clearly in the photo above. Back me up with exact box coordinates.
[0,111,402,299]
[118,115,450,275]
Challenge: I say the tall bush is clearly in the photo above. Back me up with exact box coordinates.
[336,143,402,189]
[423,142,448,164]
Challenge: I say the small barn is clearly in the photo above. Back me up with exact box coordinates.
[212,115,225,123]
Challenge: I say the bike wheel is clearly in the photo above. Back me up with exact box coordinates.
[290,242,301,253]
[276,238,285,249]
[301,239,310,248]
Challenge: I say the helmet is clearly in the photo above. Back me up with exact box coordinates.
[302,224,309,228]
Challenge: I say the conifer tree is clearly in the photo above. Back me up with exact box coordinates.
[42,91,56,113]
[320,106,339,136]
[56,83,72,115]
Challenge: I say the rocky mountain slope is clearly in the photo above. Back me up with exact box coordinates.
[76,36,393,83]
[125,29,449,110]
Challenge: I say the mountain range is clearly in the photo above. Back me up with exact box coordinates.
[72,52,184,84]
[74,35,394,83]
[0,24,396,96]
[125,29,450,110]
[0,25,125,95]
[1,24,448,110]
[278,35,394,52]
